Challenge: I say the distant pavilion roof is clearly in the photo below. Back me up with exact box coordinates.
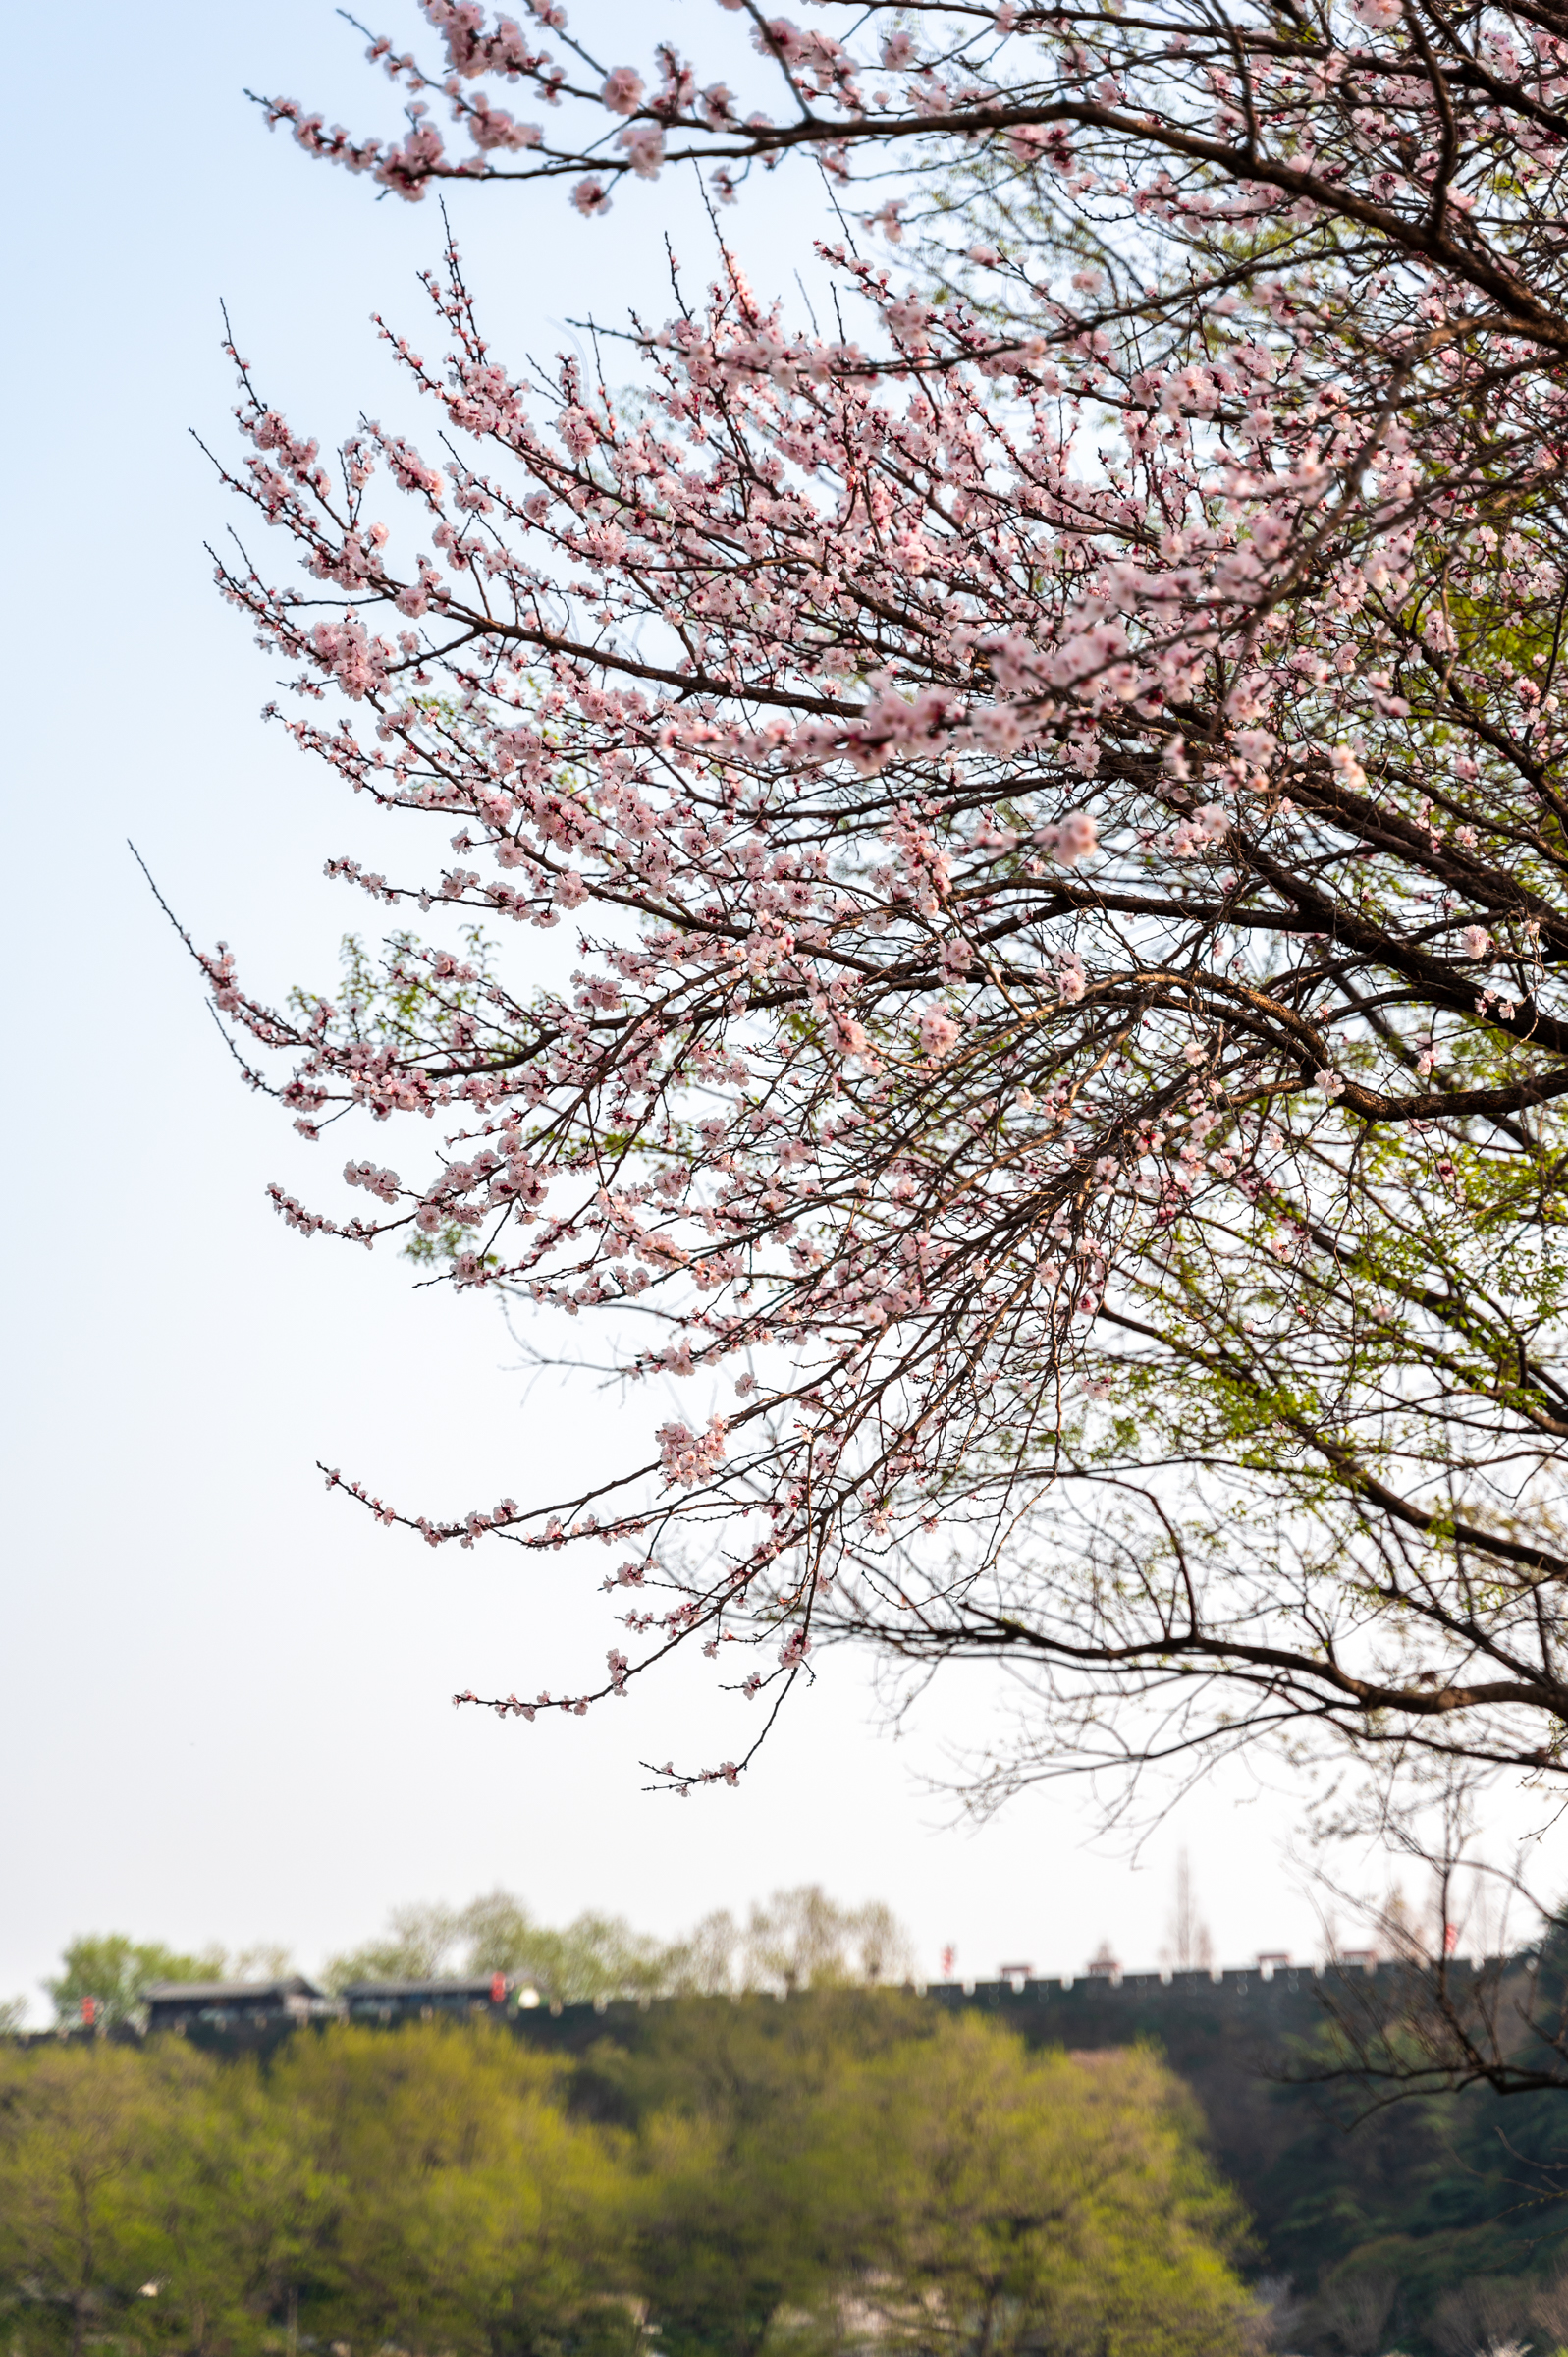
[341,1977,505,2000]
[143,1977,325,2004]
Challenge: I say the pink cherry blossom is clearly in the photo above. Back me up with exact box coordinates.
[919,1008,960,1060]
[601,67,644,114]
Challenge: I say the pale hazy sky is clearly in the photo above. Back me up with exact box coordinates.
[3,1,1555,2025]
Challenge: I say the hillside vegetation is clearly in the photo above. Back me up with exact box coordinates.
[0,2002,1255,2357]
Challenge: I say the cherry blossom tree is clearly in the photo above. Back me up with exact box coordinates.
[179,0,1568,1798]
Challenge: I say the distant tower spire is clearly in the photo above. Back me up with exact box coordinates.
[1166,1849,1214,1972]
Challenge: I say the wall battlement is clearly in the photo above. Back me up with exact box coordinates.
[16,1953,1495,2055]
[497,1953,1486,2059]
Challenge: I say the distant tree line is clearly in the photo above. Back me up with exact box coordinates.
[0,1998,1256,2357]
[14,1890,916,2036]
[320,1886,913,2011]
